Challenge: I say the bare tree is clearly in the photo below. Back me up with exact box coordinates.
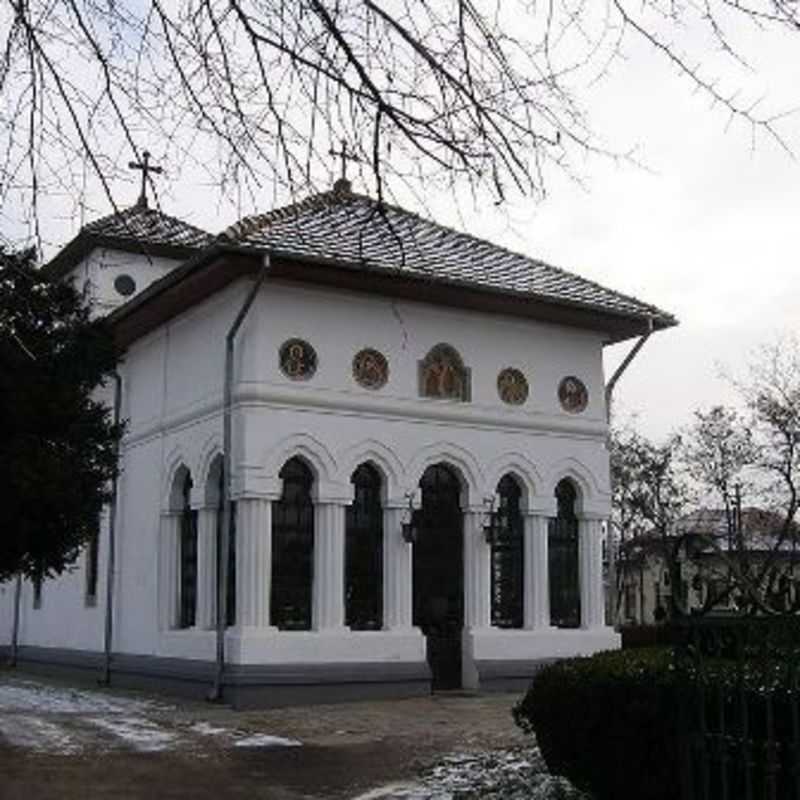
[2,1,800,247]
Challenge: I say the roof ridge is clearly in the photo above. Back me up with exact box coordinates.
[84,203,211,238]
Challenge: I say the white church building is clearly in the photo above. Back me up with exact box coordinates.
[0,177,675,706]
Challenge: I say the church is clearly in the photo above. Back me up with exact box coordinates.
[0,163,676,707]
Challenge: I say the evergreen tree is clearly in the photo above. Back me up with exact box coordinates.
[0,247,122,581]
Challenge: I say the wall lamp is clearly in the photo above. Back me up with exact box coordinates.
[483,493,499,544]
[401,491,419,544]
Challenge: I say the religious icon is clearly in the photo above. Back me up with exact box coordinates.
[353,348,389,390]
[419,344,468,400]
[279,339,317,380]
[497,368,529,405]
[558,375,588,413]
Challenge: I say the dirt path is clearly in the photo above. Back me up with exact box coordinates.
[0,673,545,800]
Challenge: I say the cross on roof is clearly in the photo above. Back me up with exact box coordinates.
[128,150,163,209]
[329,139,360,183]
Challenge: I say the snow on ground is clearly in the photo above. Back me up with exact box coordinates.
[349,748,587,800]
[0,677,302,755]
[86,716,178,753]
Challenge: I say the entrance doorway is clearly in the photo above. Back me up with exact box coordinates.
[413,464,464,690]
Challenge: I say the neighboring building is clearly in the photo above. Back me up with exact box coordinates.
[0,180,675,706]
[617,508,800,625]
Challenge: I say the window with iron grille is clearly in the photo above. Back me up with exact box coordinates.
[491,475,524,628]
[271,458,314,630]
[549,479,581,628]
[179,472,198,629]
[346,464,383,630]
[85,526,99,606]
[215,465,236,627]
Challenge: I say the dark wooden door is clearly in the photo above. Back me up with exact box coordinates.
[413,464,464,690]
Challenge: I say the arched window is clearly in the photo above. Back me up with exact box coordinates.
[271,458,314,630]
[210,459,236,627]
[491,475,524,628]
[419,344,470,401]
[549,479,580,628]
[346,464,383,630]
[179,471,198,629]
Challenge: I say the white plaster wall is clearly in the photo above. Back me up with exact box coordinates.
[5,275,616,664]
[65,248,183,318]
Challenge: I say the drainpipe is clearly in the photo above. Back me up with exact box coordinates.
[100,371,123,685]
[8,573,22,667]
[604,318,654,424]
[604,318,654,629]
[210,254,272,702]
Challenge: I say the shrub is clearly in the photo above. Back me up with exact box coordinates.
[513,648,682,800]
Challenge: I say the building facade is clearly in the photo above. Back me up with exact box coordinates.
[0,186,675,706]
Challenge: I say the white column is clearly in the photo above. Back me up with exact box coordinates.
[383,505,413,630]
[580,516,606,629]
[463,510,491,629]
[524,513,551,629]
[159,512,180,630]
[195,508,217,629]
[235,497,274,630]
[313,502,346,631]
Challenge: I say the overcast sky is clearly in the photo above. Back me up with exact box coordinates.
[26,10,800,444]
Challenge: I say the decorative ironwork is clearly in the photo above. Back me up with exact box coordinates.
[271,458,314,630]
[549,478,580,628]
[497,367,529,405]
[419,344,470,401]
[491,475,524,629]
[279,338,317,381]
[128,149,163,208]
[413,464,464,689]
[179,472,198,629]
[353,348,389,390]
[345,464,383,630]
[558,375,588,414]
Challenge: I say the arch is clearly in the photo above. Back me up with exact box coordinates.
[339,439,405,502]
[549,476,581,629]
[418,343,470,401]
[263,433,338,486]
[491,473,525,629]
[407,442,484,508]
[546,456,603,511]
[204,453,225,507]
[167,463,192,512]
[485,452,545,510]
[197,433,223,494]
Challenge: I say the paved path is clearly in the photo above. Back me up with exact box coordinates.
[0,671,580,799]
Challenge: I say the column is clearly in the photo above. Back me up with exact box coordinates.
[580,515,606,629]
[159,512,180,630]
[195,508,217,629]
[313,502,346,631]
[383,504,413,630]
[524,512,552,629]
[463,510,491,629]
[235,497,273,630]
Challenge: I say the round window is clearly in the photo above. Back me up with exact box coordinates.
[114,274,137,297]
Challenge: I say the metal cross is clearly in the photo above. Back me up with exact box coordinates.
[128,150,163,208]
[329,139,360,182]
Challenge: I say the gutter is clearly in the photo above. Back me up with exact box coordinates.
[209,254,272,702]
[100,371,123,685]
[604,317,654,424]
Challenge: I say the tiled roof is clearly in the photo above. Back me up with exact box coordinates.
[83,203,213,249]
[46,202,213,279]
[223,187,675,326]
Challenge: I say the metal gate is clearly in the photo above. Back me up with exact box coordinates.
[675,618,800,800]
[413,464,464,690]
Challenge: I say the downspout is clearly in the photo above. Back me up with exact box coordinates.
[8,573,21,667]
[210,254,272,702]
[604,318,654,629]
[604,317,654,425]
[101,371,123,685]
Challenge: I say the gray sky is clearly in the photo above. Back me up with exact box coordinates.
[26,10,800,444]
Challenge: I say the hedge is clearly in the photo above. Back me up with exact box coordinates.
[513,648,682,800]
